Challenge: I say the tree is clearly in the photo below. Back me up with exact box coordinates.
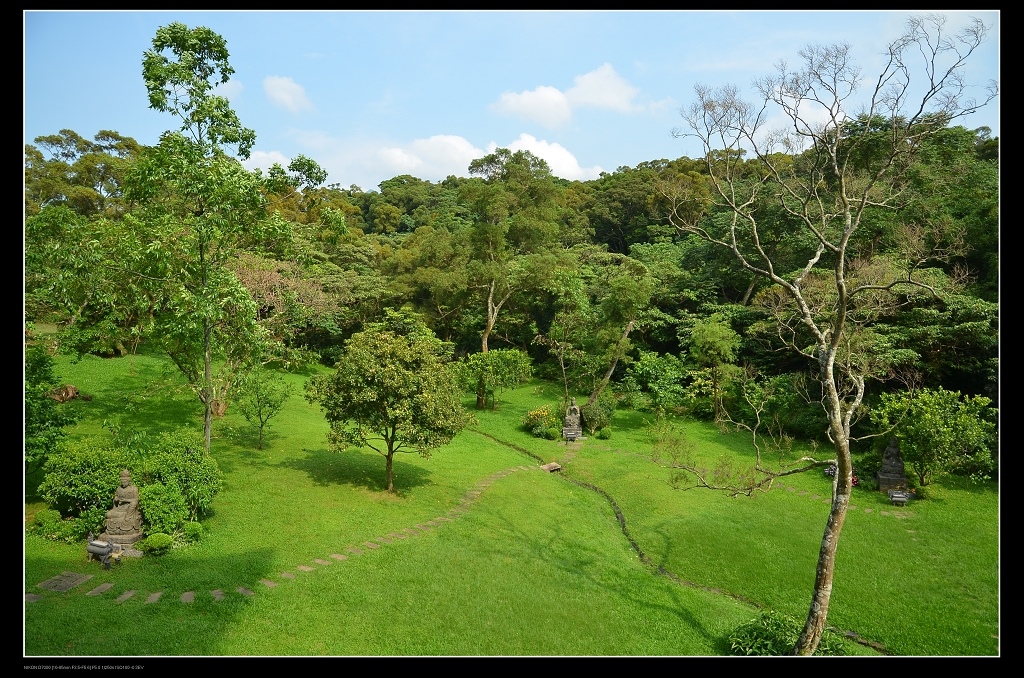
[24,340,80,474]
[686,313,742,421]
[304,309,471,493]
[235,368,294,449]
[870,387,996,486]
[668,15,996,654]
[455,348,533,410]
[128,23,288,452]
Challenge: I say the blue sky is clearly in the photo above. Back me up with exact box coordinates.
[24,10,1000,193]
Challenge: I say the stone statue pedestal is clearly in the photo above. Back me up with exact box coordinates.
[98,531,143,547]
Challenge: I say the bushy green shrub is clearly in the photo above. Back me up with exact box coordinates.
[595,427,612,440]
[137,430,222,521]
[727,610,846,656]
[139,482,189,536]
[137,532,174,555]
[38,440,134,518]
[181,521,204,543]
[544,426,561,440]
[29,509,83,543]
[580,390,616,434]
[524,405,559,438]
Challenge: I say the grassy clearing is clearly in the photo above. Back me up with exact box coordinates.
[24,355,996,656]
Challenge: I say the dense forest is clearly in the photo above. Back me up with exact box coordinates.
[24,121,999,431]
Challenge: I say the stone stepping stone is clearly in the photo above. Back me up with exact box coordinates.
[850,506,858,510]
[38,572,93,593]
[518,465,530,470]
[260,579,277,588]
[25,593,43,602]
[211,589,225,601]
[330,554,348,561]
[347,547,364,555]
[376,536,394,544]
[296,565,314,572]
[364,542,380,549]
[146,592,163,604]
[87,582,114,596]
[786,487,796,492]
[882,511,890,516]
[812,495,821,500]
[798,491,809,496]
[280,572,296,579]
[863,508,873,513]
[181,591,194,603]
[389,532,408,539]
[116,590,136,603]
[415,524,433,531]
[237,587,254,596]
[436,516,452,522]
[314,559,332,566]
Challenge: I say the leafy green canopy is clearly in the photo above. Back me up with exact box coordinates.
[305,309,471,491]
[870,387,997,486]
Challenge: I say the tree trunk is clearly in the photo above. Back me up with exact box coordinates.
[385,451,395,493]
[793,359,855,655]
[476,375,488,409]
[586,320,634,407]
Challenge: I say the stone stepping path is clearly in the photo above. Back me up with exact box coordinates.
[26,463,545,607]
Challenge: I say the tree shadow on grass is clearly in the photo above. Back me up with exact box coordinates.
[280,446,431,496]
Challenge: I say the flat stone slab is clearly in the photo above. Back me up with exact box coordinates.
[364,542,380,549]
[211,589,225,601]
[389,532,408,539]
[330,554,348,561]
[540,462,562,472]
[347,547,364,555]
[87,582,114,596]
[296,565,314,572]
[180,591,194,603]
[313,559,332,565]
[280,572,296,579]
[436,516,452,522]
[116,590,135,603]
[863,508,873,513]
[25,593,43,602]
[786,487,796,492]
[415,524,433,531]
[146,592,162,604]
[403,527,420,534]
[38,572,93,592]
[260,579,277,588]
[376,536,394,544]
[237,587,254,596]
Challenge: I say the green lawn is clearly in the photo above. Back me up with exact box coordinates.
[24,352,997,656]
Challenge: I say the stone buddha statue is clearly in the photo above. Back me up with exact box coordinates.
[100,469,143,546]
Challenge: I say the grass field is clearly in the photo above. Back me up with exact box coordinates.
[24,350,998,656]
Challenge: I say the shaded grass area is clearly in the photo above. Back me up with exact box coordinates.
[25,358,994,655]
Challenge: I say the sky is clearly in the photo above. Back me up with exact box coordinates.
[24,10,1000,193]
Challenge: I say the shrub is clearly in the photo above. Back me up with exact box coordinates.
[181,521,204,543]
[38,440,134,518]
[580,390,616,434]
[595,427,612,440]
[137,430,222,521]
[727,610,846,656]
[139,482,189,536]
[544,426,561,440]
[29,509,83,544]
[524,405,559,438]
[137,532,174,555]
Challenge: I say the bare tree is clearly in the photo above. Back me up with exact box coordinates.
[666,14,996,655]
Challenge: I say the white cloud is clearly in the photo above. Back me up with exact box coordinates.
[263,76,314,114]
[565,63,640,113]
[241,149,291,174]
[490,64,644,128]
[213,79,244,102]
[503,133,603,181]
[490,86,572,129]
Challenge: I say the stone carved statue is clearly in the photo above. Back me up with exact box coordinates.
[876,437,908,492]
[564,398,581,429]
[100,469,143,546]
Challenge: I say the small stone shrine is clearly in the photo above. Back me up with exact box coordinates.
[876,437,908,493]
[99,469,144,547]
[562,398,583,442]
